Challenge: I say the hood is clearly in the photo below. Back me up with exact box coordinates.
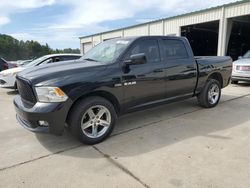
[233,58,250,65]
[0,67,24,75]
[18,59,107,86]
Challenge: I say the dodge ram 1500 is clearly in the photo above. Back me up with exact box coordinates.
[14,36,232,144]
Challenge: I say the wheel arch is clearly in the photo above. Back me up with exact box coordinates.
[208,72,223,88]
[66,90,121,124]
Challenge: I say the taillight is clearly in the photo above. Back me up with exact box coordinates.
[3,63,8,70]
[236,66,250,71]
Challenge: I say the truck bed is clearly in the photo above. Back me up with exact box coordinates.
[194,56,232,94]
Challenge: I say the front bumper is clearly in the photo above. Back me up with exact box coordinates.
[14,95,71,135]
[231,76,250,82]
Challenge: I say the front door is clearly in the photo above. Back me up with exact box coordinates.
[121,38,166,110]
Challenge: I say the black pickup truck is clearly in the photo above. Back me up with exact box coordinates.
[14,36,232,144]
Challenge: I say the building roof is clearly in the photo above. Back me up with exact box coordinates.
[79,0,249,39]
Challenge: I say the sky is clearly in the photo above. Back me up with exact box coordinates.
[0,0,237,49]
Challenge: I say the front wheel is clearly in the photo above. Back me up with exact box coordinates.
[197,79,221,108]
[69,97,117,145]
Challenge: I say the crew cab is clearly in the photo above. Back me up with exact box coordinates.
[14,36,232,144]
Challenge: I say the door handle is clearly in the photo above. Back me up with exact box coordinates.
[153,69,163,73]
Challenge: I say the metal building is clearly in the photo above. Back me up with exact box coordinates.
[80,0,250,60]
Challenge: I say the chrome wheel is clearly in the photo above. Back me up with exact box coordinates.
[81,105,111,139]
[208,84,220,105]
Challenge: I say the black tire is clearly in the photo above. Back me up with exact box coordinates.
[69,96,117,145]
[14,82,18,90]
[231,80,238,84]
[197,79,221,108]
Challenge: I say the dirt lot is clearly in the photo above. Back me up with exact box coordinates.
[0,84,250,188]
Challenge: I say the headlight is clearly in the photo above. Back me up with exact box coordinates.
[35,87,68,102]
[0,72,8,77]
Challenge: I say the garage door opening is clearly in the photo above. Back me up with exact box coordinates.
[227,16,250,60]
[181,21,219,56]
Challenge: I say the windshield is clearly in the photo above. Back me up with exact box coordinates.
[81,38,132,63]
[243,50,250,58]
[24,55,50,67]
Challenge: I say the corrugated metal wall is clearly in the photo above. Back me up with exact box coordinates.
[225,2,250,18]
[92,35,101,46]
[149,21,163,35]
[176,9,222,26]
[102,30,123,40]
[124,25,149,36]
[80,1,250,55]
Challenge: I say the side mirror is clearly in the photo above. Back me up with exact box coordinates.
[238,56,242,59]
[124,53,147,65]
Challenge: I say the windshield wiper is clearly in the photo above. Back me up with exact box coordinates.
[83,58,97,62]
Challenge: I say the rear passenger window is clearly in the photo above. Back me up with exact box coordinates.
[162,40,188,59]
[127,39,160,63]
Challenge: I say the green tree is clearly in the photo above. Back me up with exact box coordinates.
[0,34,80,61]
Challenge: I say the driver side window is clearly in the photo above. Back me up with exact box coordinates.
[126,39,160,63]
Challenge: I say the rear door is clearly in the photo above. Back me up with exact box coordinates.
[121,38,166,109]
[160,38,197,98]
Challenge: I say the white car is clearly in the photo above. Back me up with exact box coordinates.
[12,60,33,67]
[0,54,82,89]
[231,50,250,84]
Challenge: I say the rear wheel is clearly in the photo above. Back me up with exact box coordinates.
[197,79,221,108]
[69,97,117,145]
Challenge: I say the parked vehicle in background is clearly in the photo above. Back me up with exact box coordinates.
[231,50,250,84]
[7,62,18,69]
[0,58,9,71]
[11,60,33,67]
[14,36,232,145]
[8,62,17,69]
[19,60,33,66]
[0,54,82,89]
